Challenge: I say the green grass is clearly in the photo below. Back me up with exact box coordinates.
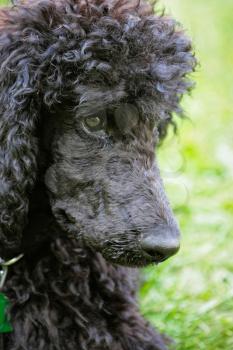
[140,1,233,349]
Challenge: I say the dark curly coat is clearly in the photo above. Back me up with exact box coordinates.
[0,0,196,349]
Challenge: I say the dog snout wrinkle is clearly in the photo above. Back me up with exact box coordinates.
[140,225,180,263]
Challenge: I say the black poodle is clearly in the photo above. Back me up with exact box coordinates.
[0,0,196,349]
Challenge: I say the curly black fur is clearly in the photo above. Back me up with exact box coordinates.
[0,0,196,349]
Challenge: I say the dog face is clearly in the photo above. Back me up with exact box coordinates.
[44,101,180,267]
[0,0,196,264]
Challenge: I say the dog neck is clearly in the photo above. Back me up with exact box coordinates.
[4,233,139,350]
[2,181,140,349]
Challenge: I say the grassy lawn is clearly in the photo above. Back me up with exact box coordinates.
[140,1,233,349]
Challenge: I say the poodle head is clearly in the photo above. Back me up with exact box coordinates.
[0,0,196,266]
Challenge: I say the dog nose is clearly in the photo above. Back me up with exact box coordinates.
[140,225,180,263]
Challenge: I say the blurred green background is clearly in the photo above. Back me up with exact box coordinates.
[0,0,232,349]
[140,1,233,349]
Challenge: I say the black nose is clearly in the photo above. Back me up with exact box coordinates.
[140,225,180,263]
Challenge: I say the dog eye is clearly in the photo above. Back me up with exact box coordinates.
[85,116,102,129]
[114,104,139,134]
[83,113,107,134]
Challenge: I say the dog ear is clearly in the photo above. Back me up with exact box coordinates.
[0,7,41,259]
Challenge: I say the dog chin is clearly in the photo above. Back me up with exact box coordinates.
[100,251,157,268]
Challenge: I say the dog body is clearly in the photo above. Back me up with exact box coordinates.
[6,234,169,349]
[0,0,195,348]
